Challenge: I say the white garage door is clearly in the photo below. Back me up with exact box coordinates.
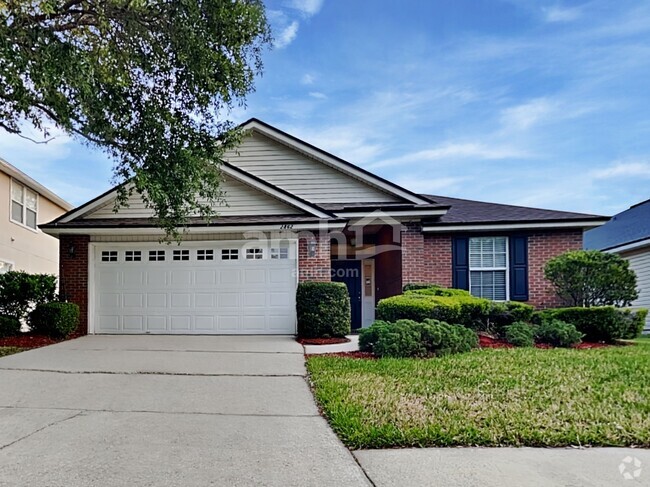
[92,241,297,334]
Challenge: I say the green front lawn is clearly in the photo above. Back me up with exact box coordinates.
[307,340,650,449]
[0,347,24,358]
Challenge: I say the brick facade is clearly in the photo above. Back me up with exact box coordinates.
[298,235,331,282]
[59,235,89,335]
[401,222,425,288]
[527,230,582,308]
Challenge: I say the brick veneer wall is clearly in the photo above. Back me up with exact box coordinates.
[527,230,582,308]
[298,235,331,282]
[59,235,90,335]
[413,230,583,309]
[401,222,425,288]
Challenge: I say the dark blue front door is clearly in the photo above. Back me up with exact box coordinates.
[331,260,362,329]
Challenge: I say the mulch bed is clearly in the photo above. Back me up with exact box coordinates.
[479,334,613,350]
[297,337,351,345]
[315,351,375,359]
[0,333,80,349]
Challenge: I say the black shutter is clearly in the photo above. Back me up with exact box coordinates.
[452,237,469,291]
[509,236,528,301]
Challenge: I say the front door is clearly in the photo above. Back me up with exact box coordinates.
[331,260,362,329]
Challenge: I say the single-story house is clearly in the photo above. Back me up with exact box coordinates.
[41,119,608,335]
[1,157,73,275]
[585,199,650,332]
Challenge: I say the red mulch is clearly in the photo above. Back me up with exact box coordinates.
[479,333,614,350]
[297,337,351,345]
[315,351,376,359]
[0,333,80,349]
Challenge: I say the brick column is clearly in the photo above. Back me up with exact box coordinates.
[401,222,425,288]
[298,235,331,282]
[59,235,90,335]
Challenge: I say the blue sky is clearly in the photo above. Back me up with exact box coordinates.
[2,0,650,216]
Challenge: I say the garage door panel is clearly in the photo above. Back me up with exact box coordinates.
[93,242,297,335]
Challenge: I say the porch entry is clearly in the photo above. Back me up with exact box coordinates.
[331,260,375,330]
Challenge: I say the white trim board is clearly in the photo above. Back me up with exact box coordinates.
[603,237,650,254]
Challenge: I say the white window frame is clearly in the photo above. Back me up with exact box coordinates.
[10,179,39,231]
[0,260,14,274]
[468,236,509,302]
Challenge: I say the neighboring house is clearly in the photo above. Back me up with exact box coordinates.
[1,158,72,275]
[585,199,650,332]
[41,119,608,335]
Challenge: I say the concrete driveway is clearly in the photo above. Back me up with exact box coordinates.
[0,336,370,487]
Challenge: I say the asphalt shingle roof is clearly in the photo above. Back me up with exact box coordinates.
[584,199,650,250]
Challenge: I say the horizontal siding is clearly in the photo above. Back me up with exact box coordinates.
[625,250,650,330]
[223,133,400,204]
[83,176,299,219]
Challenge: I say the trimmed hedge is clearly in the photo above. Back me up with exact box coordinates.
[504,321,535,347]
[534,306,648,343]
[403,285,472,297]
[536,319,583,348]
[376,287,534,334]
[29,302,79,338]
[296,281,351,338]
[0,315,20,338]
[0,271,57,320]
[359,319,478,358]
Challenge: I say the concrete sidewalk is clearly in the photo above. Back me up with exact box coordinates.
[0,335,371,487]
[354,447,650,486]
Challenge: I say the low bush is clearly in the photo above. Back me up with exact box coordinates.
[486,301,535,336]
[296,281,351,338]
[29,302,80,338]
[0,315,20,337]
[359,319,478,358]
[0,271,57,320]
[404,285,472,297]
[534,306,648,343]
[504,321,535,347]
[536,319,583,348]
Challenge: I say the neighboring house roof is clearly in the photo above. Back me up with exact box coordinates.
[584,199,650,252]
[0,157,73,211]
[420,194,608,231]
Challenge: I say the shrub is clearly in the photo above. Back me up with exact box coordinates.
[0,315,21,337]
[536,319,583,348]
[372,320,427,358]
[504,321,535,347]
[404,285,472,297]
[486,301,535,336]
[0,271,57,320]
[544,250,638,307]
[360,319,478,358]
[296,281,351,338]
[535,306,647,343]
[29,302,80,338]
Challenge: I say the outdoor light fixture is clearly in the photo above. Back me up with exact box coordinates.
[68,244,75,258]
[307,240,317,257]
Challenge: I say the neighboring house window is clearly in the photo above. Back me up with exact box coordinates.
[11,180,38,230]
[0,261,13,274]
[469,237,508,301]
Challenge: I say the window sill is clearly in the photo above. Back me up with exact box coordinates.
[9,218,39,234]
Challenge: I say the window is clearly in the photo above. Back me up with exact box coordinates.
[270,247,289,259]
[101,251,118,262]
[173,249,190,261]
[0,261,14,274]
[149,250,165,261]
[221,249,239,260]
[197,249,214,261]
[125,251,141,262]
[246,248,263,260]
[11,181,38,230]
[469,237,508,301]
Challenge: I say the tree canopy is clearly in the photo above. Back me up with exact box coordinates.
[544,250,638,307]
[0,0,270,236]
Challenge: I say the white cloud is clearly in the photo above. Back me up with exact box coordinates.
[301,73,315,85]
[592,160,650,179]
[500,98,557,130]
[274,21,299,49]
[369,142,529,169]
[285,0,324,17]
[308,91,327,99]
[543,6,582,23]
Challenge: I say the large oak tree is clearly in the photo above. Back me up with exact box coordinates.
[0,0,270,236]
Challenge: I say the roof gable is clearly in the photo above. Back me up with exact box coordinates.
[227,119,430,205]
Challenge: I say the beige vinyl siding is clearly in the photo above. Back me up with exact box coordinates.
[623,248,650,331]
[83,176,300,219]
[224,132,400,204]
